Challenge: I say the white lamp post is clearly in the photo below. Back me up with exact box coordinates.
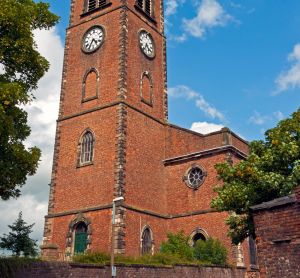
[111,196,124,277]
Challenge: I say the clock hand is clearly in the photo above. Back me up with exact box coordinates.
[89,38,96,49]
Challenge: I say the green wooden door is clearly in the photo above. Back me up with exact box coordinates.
[74,231,87,254]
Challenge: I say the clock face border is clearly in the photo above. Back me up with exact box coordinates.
[81,25,105,54]
[138,29,156,59]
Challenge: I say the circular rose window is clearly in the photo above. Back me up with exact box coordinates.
[184,165,207,189]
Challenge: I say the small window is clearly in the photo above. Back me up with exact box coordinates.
[141,227,153,254]
[189,228,208,247]
[136,0,153,17]
[80,131,94,165]
[183,165,207,190]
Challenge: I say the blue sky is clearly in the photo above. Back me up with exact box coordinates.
[1,0,300,250]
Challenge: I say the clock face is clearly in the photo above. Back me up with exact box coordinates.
[139,30,155,58]
[82,26,104,53]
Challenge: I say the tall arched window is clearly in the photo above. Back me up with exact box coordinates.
[74,222,88,254]
[141,227,153,254]
[80,131,94,165]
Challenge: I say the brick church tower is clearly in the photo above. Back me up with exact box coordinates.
[42,0,255,269]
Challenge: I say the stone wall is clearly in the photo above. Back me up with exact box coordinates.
[13,262,246,278]
[251,186,300,278]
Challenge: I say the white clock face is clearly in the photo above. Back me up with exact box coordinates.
[139,31,155,58]
[82,26,104,53]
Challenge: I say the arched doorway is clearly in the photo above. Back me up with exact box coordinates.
[74,222,88,254]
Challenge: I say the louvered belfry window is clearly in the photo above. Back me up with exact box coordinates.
[80,131,94,164]
[136,0,152,16]
[86,0,108,12]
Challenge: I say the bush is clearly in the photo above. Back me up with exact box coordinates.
[160,231,194,260]
[72,251,193,266]
[193,238,227,265]
[72,233,228,267]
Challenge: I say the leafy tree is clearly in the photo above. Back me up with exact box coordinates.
[0,0,59,200]
[193,238,227,265]
[0,212,37,257]
[211,108,300,244]
[160,231,194,260]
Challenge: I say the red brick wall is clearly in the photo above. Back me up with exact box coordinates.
[125,211,167,256]
[125,108,166,214]
[251,186,300,278]
[50,210,112,255]
[126,12,165,121]
[164,154,224,214]
[14,262,246,278]
[61,10,121,117]
[52,109,116,213]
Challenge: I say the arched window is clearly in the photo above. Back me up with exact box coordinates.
[80,131,94,165]
[189,228,208,247]
[141,227,153,254]
[74,222,88,254]
[140,71,153,106]
[136,0,153,17]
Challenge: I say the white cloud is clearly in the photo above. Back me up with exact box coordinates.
[165,0,186,17]
[248,111,271,125]
[273,110,284,121]
[248,110,284,125]
[165,0,177,17]
[274,43,300,94]
[183,0,233,38]
[0,27,64,245]
[168,85,225,121]
[172,34,188,42]
[190,121,224,134]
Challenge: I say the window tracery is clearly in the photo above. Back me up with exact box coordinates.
[79,130,95,165]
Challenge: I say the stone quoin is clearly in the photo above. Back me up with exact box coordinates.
[41,0,257,272]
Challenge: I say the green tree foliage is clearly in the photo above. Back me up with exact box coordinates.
[193,238,227,265]
[0,212,37,257]
[160,231,194,260]
[211,108,300,244]
[0,0,59,200]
